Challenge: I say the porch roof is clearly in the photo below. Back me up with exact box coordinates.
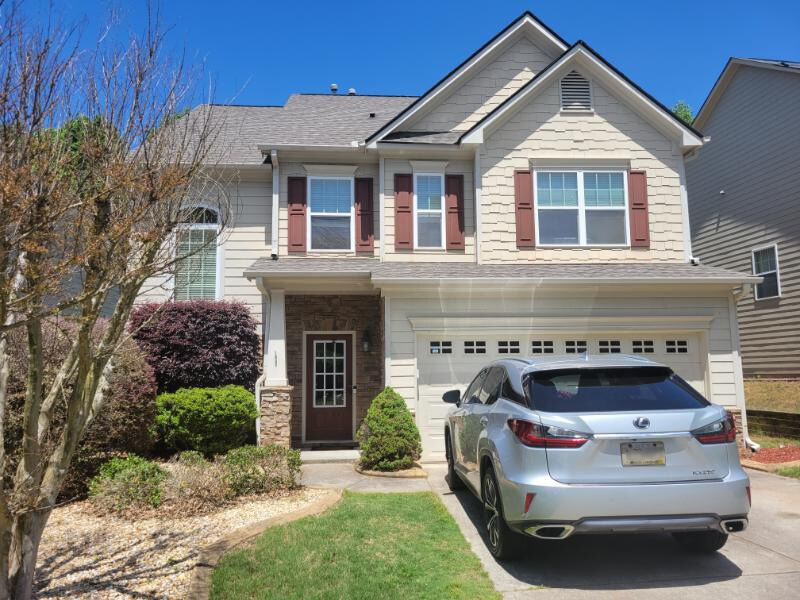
[244,258,759,286]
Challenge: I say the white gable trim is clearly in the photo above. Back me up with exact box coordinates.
[366,12,567,148]
[460,44,705,150]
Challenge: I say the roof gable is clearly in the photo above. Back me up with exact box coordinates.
[366,11,568,146]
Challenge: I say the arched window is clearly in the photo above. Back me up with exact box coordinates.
[174,206,219,300]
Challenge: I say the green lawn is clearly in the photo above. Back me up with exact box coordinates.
[744,379,800,413]
[210,491,500,600]
[776,466,800,480]
[751,433,800,449]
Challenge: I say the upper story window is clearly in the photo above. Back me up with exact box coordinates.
[535,170,628,247]
[752,245,781,300]
[174,207,219,300]
[308,177,354,251]
[414,173,445,249]
[560,71,592,112]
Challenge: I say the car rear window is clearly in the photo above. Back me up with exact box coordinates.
[527,367,709,413]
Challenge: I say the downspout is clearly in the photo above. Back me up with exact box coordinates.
[270,150,280,258]
[730,285,760,452]
[473,148,482,264]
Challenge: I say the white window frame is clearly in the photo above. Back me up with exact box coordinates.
[413,172,446,250]
[172,204,222,300]
[307,176,355,252]
[533,169,630,248]
[751,243,781,300]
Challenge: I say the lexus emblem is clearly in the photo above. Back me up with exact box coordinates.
[633,417,651,430]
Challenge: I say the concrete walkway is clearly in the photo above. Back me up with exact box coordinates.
[303,461,800,599]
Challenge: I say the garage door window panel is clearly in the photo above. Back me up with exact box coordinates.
[464,340,486,354]
[565,340,587,353]
[498,340,520,354]
[536,170,628,247]
[532,340,554,354]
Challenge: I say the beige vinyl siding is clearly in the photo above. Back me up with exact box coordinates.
[407,37,554,133]
[277,161,380,257]
[385,288,742,411]
[382,159,476,262]
[479,78,687,263]
[687,65,800,377]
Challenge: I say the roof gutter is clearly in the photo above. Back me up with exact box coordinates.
[370,276,761,287]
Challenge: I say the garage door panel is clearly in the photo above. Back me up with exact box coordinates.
[415,331,707,461]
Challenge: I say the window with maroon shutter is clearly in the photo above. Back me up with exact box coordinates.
[287,177,307,253]
[628,170,650,247]
[394,173,413,250]
[514,170,535,248]
[354,177,374,253]
[445,174,465,249]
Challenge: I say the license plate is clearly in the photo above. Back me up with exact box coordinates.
[621,441,666,466]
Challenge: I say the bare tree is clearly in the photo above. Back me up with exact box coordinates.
[0,2,230,597]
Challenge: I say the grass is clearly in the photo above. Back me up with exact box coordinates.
[210,491,500,600]
[744,379,800,413]
[750,433,800,449]
[776,466,800,480]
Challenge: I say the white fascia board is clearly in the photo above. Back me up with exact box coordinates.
[371,276,759,288]
[461,47,705,150]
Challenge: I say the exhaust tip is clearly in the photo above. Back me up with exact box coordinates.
[721,519,747,533]
[525,525,575,539]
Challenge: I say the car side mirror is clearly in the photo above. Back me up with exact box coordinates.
[442,389,461,405]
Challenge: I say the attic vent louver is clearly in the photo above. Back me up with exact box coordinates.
[560,70,592,111]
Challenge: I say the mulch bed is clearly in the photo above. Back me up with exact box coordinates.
[747,445,800,464]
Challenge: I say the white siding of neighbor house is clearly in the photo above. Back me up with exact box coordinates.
[407,36,555,133]
[382,158,476,262]
[136,169,271,326]
[385,288,742,411]
[479,77,687,263]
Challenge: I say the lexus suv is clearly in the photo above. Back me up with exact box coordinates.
[443,355,750,560]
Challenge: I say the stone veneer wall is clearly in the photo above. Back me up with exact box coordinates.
[284,295,384,447]
[259,386,292,447]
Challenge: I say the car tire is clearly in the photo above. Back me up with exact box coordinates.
[445,432,465,491]
[672,530,729,553]
[482,464,524,561]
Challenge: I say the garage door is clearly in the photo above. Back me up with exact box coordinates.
[416,332,705,461]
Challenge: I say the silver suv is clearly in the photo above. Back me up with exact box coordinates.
[443,355,750,560]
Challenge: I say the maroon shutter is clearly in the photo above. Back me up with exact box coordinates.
[355,177,374,253]
[628,170,650,248]
[445,174,465,250]
[514,170,535,248]
[287,177,307,253]
[394,173,413,250]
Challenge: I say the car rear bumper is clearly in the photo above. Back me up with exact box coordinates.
[501,467,751,528]
[520,515,748,539]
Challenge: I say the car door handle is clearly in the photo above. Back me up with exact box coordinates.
[480,417,489,426]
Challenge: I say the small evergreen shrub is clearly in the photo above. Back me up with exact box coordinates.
[88,455,167,511]
[356,387,421,472]
[224,445,302,495]
[129,300,261,393]
[154,385,258,456]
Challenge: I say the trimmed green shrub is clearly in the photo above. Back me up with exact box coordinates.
[154,385,258,456]
[88,455,167,511]
[224,445,302,495]
[356,387,421,472]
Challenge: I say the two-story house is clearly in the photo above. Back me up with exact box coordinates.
[140,12,757,460]
[687,58,800,379]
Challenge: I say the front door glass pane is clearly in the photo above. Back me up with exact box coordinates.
[313,340,346,407]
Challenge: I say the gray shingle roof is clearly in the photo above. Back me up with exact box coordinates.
[243,258,758,284]
[200,94,417,165]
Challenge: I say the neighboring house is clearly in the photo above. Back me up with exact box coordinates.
[139,12,758,459]
[687,58,800,379]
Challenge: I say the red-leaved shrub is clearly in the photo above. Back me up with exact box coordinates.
[129,300,261,393]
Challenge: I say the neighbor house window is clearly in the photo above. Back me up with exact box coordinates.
[536,170,628,246]
[174,207,219,300]
[752,245,781,300]
[414,173,445,248]
[308,177,354,251]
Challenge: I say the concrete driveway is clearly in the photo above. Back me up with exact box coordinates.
[427,466,800,599]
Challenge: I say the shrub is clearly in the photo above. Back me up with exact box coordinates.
[154,385,258,455]
[163,454,232,514]
[356,387,421,472]
[224,445,302,495]
[177,450,207,467]
[88,455,167,511]
[129,300,261,393]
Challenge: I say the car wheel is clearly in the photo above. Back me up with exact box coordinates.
[672,530,729,553]
[445,432,465,491]
[482,465,523,560]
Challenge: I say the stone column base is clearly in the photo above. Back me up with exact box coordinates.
[729,407,745,449]
[259,385,293,447]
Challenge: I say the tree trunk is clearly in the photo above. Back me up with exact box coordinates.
[8,510,50,600]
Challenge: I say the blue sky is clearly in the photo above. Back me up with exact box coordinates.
[41,0,800,116]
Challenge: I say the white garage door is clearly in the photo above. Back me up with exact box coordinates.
[416,332,705,461]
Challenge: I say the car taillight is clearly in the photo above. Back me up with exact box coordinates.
[692,411,737,444]
[507,419,590,448]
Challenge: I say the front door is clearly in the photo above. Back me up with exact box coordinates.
[305,334,354,442]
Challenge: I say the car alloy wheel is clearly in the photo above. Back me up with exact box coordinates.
[484,472,500,550]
